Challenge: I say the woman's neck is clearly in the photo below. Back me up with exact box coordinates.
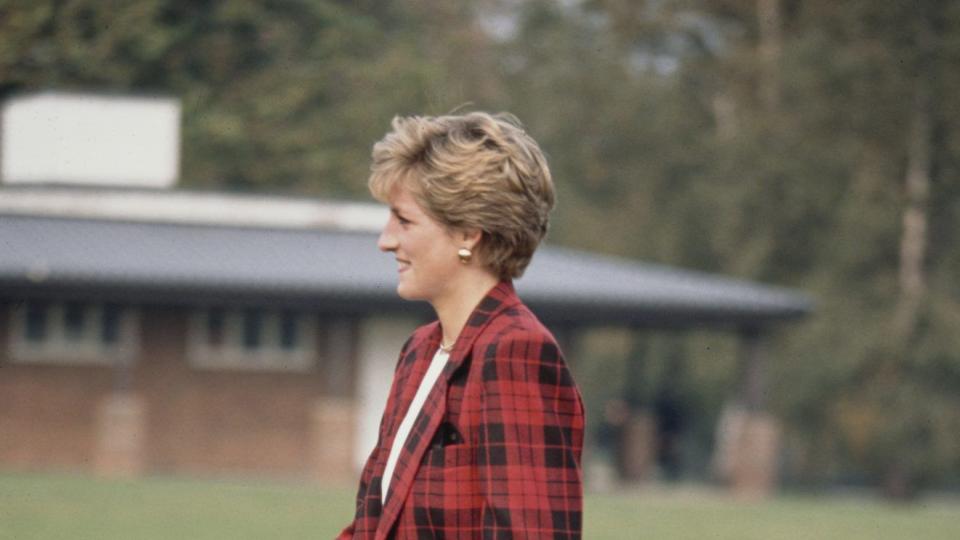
[431,271,500,349]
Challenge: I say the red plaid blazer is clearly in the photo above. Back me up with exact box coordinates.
[338,281,585,539]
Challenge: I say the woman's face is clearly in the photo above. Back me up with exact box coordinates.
[377,184,465,303]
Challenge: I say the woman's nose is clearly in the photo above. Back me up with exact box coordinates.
[378,224,397,252]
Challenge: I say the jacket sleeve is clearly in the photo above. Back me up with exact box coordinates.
[477,330,585,539]
[336,522,354,539]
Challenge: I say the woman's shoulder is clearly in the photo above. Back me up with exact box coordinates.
[473,303,576,393]
[407,320,440,347]
[476,301,559,349]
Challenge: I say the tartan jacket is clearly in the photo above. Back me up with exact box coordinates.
[338,281,585,539]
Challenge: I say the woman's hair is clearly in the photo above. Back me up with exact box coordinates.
[369,111,555,280]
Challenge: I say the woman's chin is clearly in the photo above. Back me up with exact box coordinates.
[395,282,423,301]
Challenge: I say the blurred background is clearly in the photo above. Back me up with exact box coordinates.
[1,0,960,538]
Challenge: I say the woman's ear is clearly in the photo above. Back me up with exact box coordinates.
[461,228,483,250]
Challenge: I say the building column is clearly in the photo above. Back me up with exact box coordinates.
[323,317,358,397]
[619,410,657,482]
[309,317,360,483]
[94,393,146,478]
[310,397,355,484]
[95,341,144,478]
[713,327,780,498]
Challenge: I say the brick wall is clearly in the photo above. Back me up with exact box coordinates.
[0,300,357,482]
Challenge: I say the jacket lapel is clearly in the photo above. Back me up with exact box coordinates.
[381,323,441,441]
[374,281,520,539]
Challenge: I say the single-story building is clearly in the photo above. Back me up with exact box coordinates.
[0,92,811,495]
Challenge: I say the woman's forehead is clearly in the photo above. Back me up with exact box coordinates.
[387,183,426,214]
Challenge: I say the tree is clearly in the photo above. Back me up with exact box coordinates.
[0,0,480,196]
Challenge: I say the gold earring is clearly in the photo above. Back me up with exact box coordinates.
[458,247,472,264]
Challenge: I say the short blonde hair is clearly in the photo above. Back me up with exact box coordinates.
[369,112,555,279]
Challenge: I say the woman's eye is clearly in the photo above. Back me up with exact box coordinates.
[397,216,411,225]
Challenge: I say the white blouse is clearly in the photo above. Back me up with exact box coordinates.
[380,347,450,501]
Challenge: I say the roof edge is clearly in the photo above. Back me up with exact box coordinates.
[0,184,387,232]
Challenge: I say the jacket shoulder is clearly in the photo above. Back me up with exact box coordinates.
[410,320,440,343]
[482,302,555,338]
[389,321,438,370]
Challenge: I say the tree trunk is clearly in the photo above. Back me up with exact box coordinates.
[756,0,782,113]
[883,6,936,498]
[711,91,738,140]
[892,82,932,341]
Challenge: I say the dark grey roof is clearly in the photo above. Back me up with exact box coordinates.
[0,214,812,328]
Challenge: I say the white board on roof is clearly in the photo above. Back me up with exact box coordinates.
[1,92,181,188]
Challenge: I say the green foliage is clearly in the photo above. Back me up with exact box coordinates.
[0,0,472,197]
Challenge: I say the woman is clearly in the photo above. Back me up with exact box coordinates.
[339,112,584,539]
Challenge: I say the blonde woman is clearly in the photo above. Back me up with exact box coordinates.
[339,112,584,539]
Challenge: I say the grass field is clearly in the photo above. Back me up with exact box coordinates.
[2,473,958,539]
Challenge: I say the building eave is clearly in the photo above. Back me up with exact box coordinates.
[0,210,813,330]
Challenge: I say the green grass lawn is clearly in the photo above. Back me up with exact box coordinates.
[1,473,957,539]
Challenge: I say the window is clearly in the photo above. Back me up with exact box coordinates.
[242,308,263,350]
[9,301,139,365]
[63,302,86,341]
[101,303,122,344]
[279,310,299,350]
[187,307,318,371]
[24,302,47,342]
